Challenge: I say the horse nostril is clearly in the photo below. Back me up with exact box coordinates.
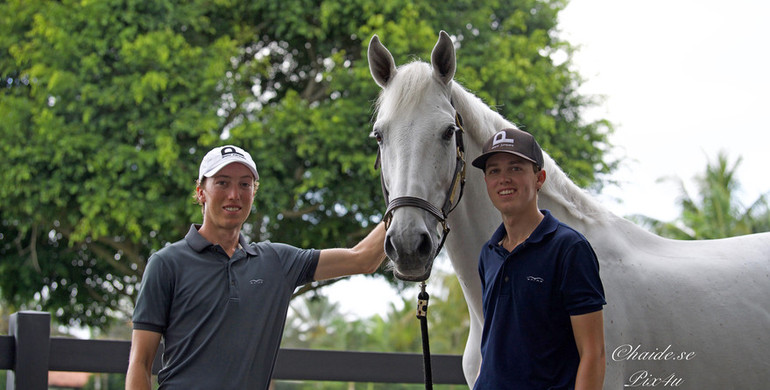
[385,235,396,257]
[417,233,432,257]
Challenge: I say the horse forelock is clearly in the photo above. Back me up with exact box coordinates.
[375,62,437,120]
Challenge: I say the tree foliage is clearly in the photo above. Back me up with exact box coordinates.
[632,152,770,239]
[1,0,613,329]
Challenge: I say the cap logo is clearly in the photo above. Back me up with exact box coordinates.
[492,130,515,149]
[221,146,244,159]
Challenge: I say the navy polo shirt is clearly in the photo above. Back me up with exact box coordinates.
[474,210,605,390]
[132,225,319,389]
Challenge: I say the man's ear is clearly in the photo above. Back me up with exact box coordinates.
[196,183,206,205]
[536,169,546,190]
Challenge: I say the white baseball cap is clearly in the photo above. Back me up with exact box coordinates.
[198,145,259,181]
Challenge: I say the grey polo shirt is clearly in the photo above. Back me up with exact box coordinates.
[132,224,319,389]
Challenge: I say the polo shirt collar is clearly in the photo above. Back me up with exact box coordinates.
[527,209,558,245]
[487,223,508,249]
[486,209,559,249]
[240,233,258,256]
[184,224,258,256]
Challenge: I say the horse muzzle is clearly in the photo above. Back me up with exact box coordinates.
[384,208,440,281]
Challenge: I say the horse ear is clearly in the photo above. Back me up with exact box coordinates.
[431,30,456,86]
[368,34,397,88]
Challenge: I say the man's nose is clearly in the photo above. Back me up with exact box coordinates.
[226,186,240,199]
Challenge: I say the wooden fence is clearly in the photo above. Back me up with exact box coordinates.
[1,311,467,389]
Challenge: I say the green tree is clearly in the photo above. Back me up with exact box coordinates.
[1,0,613,330]
[633,152,770,239]
[1,0,253,328]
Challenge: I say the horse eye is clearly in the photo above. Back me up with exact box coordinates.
[371,130,383,143]
[442,126,455,140]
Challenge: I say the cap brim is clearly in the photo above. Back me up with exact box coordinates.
[471,150,538,170]
[201,161,259,181]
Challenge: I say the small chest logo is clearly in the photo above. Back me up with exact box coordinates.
[249,279,264,285]
[526,276,544,283]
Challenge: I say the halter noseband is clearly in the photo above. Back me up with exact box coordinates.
[374,107,467,257]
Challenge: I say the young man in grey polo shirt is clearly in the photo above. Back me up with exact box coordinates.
[126,145,387,390]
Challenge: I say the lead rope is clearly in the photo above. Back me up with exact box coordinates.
[416,281,433,390]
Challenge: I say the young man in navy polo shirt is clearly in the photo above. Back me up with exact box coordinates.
[471,129,606,390]
[126,145,387,390]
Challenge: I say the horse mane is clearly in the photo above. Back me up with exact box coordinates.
[449,80,611,224]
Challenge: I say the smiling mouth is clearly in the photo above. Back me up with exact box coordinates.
[498,189,515,195]
[224,206,241,212]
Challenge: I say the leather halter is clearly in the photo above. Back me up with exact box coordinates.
[374,108,467,256]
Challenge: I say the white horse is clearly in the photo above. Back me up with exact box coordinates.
[368,31,770,389]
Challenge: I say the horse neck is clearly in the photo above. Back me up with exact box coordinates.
[537,156,613,233]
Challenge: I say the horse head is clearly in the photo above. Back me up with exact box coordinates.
[368,31,465,281]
